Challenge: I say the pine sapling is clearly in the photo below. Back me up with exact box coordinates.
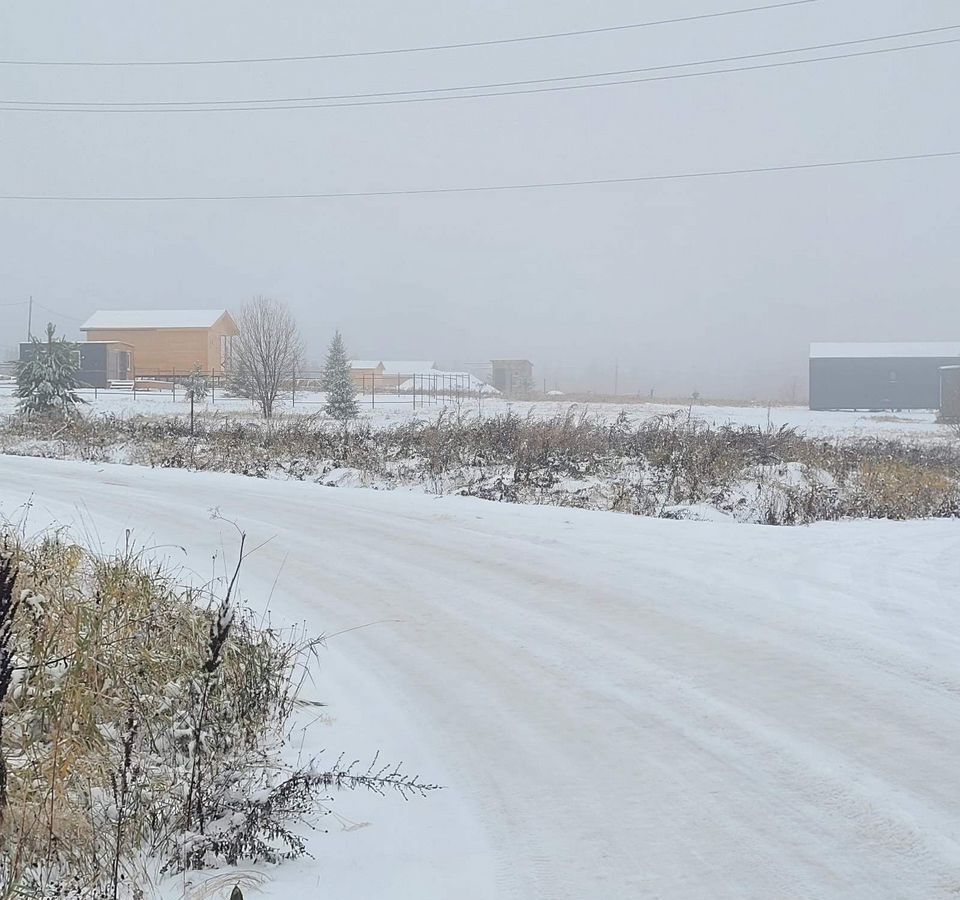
[321,331,359,424]
[15,323,86,419]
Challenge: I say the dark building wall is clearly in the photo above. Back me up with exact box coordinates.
[809,356,960,410]
[78,344,109,388]
[941,367,960,419]
[19,341,113,388]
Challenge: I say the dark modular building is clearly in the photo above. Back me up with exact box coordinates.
[19,340,134,389]
[809,343,960,411]
[941,366,960,420]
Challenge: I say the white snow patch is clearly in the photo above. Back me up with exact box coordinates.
[4,457,960,897]
[81,309,231,330]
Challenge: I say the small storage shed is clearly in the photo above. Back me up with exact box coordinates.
[809,343,960,410]
[80,309,238,376]
[18,339,134,389]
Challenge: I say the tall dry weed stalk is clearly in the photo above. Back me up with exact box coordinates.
[0,532,436,898]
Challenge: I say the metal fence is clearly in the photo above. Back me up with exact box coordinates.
[0,365,484,412]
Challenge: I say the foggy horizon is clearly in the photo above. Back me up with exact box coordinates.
[2,0,958,400]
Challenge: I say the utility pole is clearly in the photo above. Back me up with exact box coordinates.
[614,360,619,396]
[26,295,33,340]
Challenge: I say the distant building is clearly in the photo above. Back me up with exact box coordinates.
[19,339,134,389]
[491,359,533,396]
[381,360,436,376]
[810,342,960,410]
[940,366,960,420]
[349,359,436,390]
[349,360,385,388]
[80,309,238,375]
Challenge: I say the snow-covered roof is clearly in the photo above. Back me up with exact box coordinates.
[349,360,384,370]
[810,342,960,359]
[81,309,230,330]
[380,360,436,375]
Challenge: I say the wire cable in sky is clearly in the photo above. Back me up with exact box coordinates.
[7,25,957,109]
[0,1,819,67]
[33,301,85,323]
[5,37,956,114]
[2,150,957,202]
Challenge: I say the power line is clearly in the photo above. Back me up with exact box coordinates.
[8,25,957,109]
[2,150,957,202]
[6,37,956,114]
[32,301,85,323]
[0,0,818,67]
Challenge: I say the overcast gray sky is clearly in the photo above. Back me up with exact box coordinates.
[1,0,958,399]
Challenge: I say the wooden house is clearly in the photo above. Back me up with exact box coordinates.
[80,309,239,376]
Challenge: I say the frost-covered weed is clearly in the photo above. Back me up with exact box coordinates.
[2,410,959,525]
[0,534,436,898]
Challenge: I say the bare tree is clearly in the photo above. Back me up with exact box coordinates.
[229,297,303,419]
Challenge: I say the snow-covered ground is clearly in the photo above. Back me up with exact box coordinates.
[0,383,951,441]
[4,455,960,898]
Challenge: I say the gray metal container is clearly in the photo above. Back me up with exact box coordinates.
[940,366,960,420]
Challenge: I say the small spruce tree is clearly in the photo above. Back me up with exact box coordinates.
[321,331,358,422]
[15,323,86,418]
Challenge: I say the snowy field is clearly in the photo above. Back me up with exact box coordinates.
[4,455,960,898]
[0,383,951,441]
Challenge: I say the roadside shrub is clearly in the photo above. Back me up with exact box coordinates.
[0,533,435,898]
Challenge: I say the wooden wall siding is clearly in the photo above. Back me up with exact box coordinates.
[85,328,211,373]
[350,367,383,389]
[207,317,239,372]
[84,315,239,375]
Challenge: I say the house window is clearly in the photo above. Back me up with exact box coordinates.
[889,370,898,383]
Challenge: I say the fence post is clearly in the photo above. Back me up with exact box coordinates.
[211,369,216,403]
[292,365,297,408]
[172,368,176,402]
[371,371,375,409]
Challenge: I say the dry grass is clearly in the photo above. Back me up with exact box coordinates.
[856,461,958,519]
[0,532,311,897]
[0,527,437,899]
[1,409,958,526]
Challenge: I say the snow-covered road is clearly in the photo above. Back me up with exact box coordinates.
[4,456,960,899]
